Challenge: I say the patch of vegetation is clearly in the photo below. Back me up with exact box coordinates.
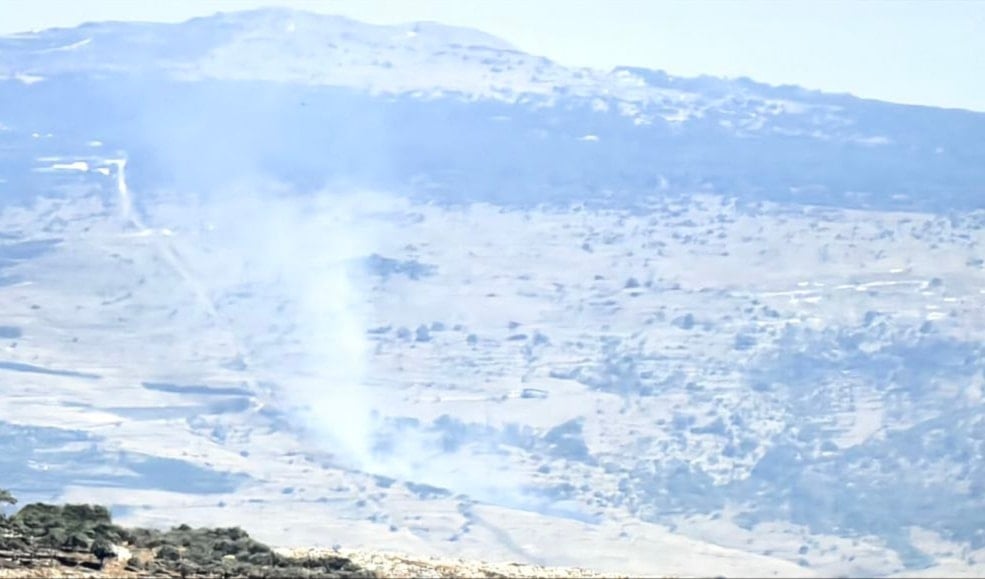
[363,254,437,281]
[0,488,372,577]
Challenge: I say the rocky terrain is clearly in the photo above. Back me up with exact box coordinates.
[0,491,609,578]
[1,8,984,579]
[0,491,370,578]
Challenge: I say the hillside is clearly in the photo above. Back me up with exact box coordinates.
[2,8,984,212]
[0,492,609,578]
[1,8,983,579]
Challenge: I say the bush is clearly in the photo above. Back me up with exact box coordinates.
[157,544,182,561]
[91,539,116,562]
[0,496,374,577]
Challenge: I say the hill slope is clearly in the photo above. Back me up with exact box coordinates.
[0,8,983,579]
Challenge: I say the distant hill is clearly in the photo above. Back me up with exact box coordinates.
[0,8,983,211]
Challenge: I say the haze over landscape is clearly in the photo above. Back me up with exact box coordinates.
[0,3,983,577]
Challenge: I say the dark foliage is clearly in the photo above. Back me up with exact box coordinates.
[0,491,372,578]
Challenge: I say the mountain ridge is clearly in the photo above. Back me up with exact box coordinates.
[4,7,984,116]
[0,8,966,111]
[4,9,984,213]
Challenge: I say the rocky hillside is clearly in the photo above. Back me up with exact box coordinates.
[1,8,983,578]
[2,8,984,212]
[0,490,367,578]
[0,492,612,579]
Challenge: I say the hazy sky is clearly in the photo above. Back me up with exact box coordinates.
[1,0,983,111]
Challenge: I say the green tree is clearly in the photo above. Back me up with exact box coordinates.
[91,539,116,569]
[0,488,15,505]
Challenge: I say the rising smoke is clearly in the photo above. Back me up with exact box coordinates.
[122,82,543,514]
[155,181,543,510]
[188,186,382,470]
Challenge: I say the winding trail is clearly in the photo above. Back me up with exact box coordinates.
[107,158,272,406]
[108,158,218,319]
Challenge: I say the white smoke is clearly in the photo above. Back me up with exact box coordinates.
[110,75,543,513]
[182,185,384,471]
[159,182,538,508]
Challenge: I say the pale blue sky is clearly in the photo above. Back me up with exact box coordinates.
[1,0,982,111]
